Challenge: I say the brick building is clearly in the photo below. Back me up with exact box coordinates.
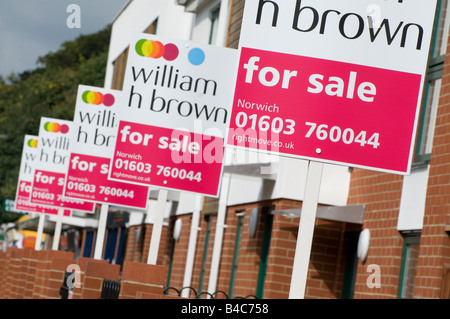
[4,0,447,300]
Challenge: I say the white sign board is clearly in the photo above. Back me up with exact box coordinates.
[227,0,438,175]
[30,117,94,211]
[63,85,149,209]
[109,33,238,196]
[14,135,68,215]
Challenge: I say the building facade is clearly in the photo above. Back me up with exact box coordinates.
[102,0,450,299]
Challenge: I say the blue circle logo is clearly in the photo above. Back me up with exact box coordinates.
[188,48,205,66]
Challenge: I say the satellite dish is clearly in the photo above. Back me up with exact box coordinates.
[173,219,182,241]
[357,229,370,262]
[248,208,259,237]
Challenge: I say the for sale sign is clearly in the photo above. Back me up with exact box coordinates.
[109,33,238,196]
[227,0,437,174]
[30,117,95,212]
[63,85,150,209]
[15,135,71,216]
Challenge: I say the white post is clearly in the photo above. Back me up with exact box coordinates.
[181,194,203,297]
[207,173,231,295]
[147,189,168,265]
[93,204,109,260]
[289,161,324,299]
[35,214,45,250]
[52,208,64,250]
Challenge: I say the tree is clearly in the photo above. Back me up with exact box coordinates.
[0,25,112,211]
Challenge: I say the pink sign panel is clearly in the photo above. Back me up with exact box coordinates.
[64,153,149,209]
[109,121,224,196]
[30,169,95,212]
[228,48,422,174]
[15,180,71,216]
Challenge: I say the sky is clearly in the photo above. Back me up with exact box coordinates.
[0,0,130,78]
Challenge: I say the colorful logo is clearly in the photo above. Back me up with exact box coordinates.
[44,122,69,134]
[135,39,206,66]
[135,39,179,61]
[27,139,38,148]
[82,91,115,107]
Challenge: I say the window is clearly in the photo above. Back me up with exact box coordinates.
[209,6,220,44]
[414,0,449,164]
[198,214,213,292]
[256,206,274,299]
[398,233,421,298]
[228,210,245,298]
[144,19,158,35]
[111,47,128,90]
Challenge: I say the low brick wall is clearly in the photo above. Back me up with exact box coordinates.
[0,249,176,300]
[119,261,167,299]
[80,259,120,299]
[72,257,109,299]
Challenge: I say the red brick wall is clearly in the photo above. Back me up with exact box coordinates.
[81,260,120,299]
[162,213,217,297]
[220,204,266,299]
[7,248,24,298]
[413,33,450,299]
[23,250,39,299]
[159,199,351,299]
[0,251,6,298]
[346,169,405,298]
[46,257,75,299]
[344,31,450,300]
[73,257,111,299]
[163,214,193,294]
[119,261,167,299]
[31,250,74,299]
[264,200,350,299]
[124,223,169,265]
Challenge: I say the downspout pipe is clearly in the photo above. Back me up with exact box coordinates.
[181,195,203,297]
[207,172,232,296]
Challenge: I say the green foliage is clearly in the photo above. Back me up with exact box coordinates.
[0,211,24,224]
[0,25,112,206]
[37,26,111,70]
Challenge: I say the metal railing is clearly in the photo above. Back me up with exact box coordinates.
[164,286,258,299]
